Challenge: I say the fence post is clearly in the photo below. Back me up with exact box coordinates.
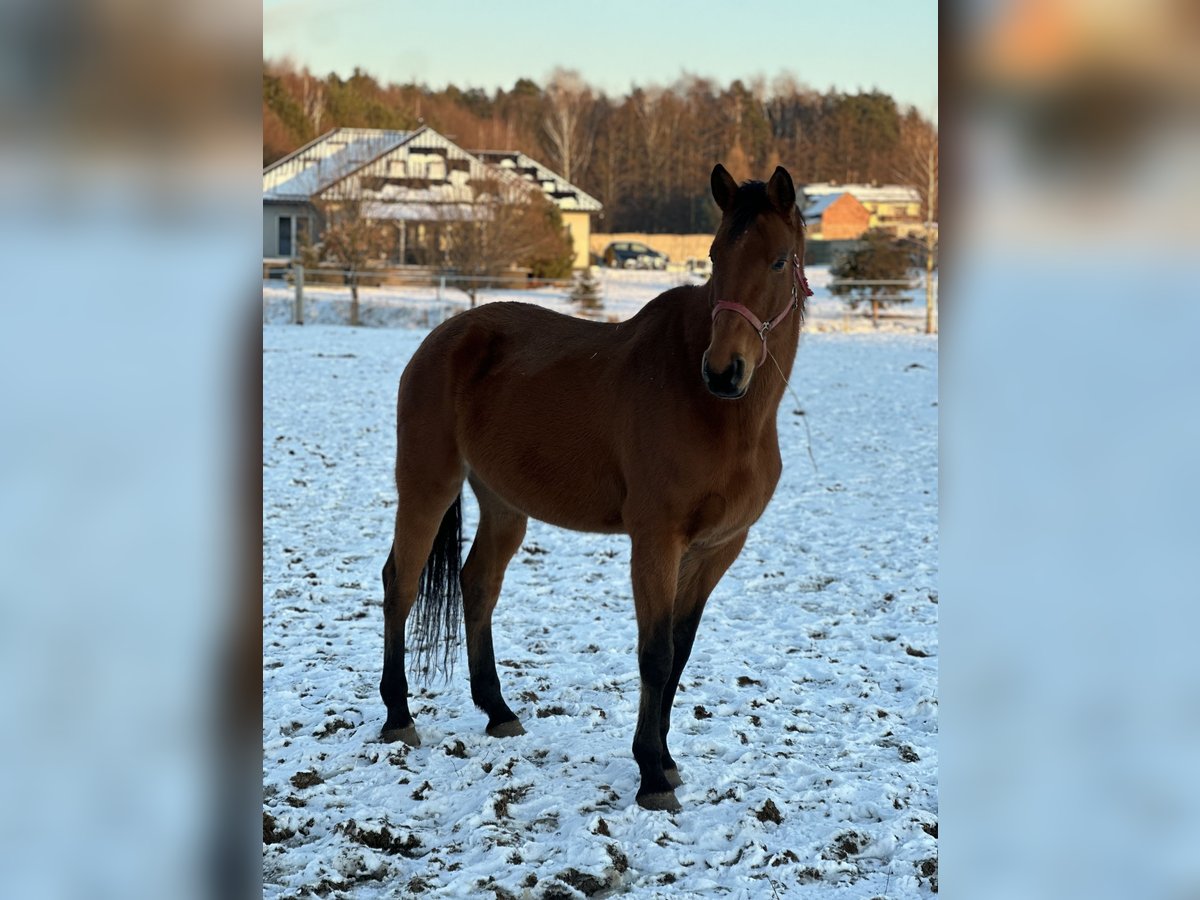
[437,275,445,304]
[293,264,304,326]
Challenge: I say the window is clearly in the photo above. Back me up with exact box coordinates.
[278,216,292,257]
[277,215,309,258]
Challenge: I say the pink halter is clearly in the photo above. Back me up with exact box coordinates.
[711,254,813,364]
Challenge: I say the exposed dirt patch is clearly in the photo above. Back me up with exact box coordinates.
[536,705,567,718]
[755,798,784,824]
[340,819,423,857]
[824,830,871,860]
[918,856,938,892]
[693,705,713,720]
[559,867,609,896]
[444,739,468,758]
[314,717,355,738]
[494,784,533,819]
[289,770,323,789]
[263,811,294,845]
[605,842,629,873]
[898,744,921,763]
[737,676,764,687]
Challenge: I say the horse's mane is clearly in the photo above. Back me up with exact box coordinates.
[722,180,805,242]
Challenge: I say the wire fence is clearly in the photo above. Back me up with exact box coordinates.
[261,264,937,333]
[262,264,598,328]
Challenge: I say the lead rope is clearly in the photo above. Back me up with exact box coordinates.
[766,256,818,475]
[764,343,818,476]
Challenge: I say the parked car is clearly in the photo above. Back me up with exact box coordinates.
[602,241,668,270]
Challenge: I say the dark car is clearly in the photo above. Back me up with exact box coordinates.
[602,241,668,270]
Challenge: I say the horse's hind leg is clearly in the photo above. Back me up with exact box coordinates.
[380,485,462,747]
[462,476,527,737]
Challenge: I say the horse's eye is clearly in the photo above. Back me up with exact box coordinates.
[771,259,787,272]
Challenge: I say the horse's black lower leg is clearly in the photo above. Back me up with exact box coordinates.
[467,618,522,736]
[629,534,685,811]
[462,487,527,737]
[656,532,748,787]
[379,545,419,745]
[658,605,706,786]
[379,491,464,748]
[632,621,677,807]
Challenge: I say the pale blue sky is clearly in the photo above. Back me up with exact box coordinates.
[264,0,937,121]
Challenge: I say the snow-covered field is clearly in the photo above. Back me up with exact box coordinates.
[263,274,938,897]
[262,266,931,335]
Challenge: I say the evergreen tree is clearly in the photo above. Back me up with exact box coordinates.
[830,230,914,327]
[569,267,603,314]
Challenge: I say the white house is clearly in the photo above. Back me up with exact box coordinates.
[263,127,602,268]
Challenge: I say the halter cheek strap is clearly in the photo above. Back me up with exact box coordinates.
[712,254,814,364]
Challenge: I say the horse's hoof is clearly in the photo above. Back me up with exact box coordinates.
[486,719,526,738]
[381,723,421,747]
[636,790,681,812]
[664,767,683,788]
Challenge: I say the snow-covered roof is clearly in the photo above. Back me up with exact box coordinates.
[802,192,848,220]
[263,128,603,222]
[801,182,920,205]
[472,150,603,213]
[263,128,414,201]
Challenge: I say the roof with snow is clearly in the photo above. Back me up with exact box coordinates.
[263,128,602,218]
[802,192,850,220]
[801,182,920,205]
[263,128,414,201]
[471,150,603,213]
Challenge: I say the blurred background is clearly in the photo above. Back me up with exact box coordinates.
[0,0,259,898]
[0,0,1197,897]
[946,1,1200,899]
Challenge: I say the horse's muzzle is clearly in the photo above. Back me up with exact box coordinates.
[702,352,748,399]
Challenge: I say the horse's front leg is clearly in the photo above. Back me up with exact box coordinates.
[660,531,749,787]
[629,531,685,811]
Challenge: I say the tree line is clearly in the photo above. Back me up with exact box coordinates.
[264,62,937,234]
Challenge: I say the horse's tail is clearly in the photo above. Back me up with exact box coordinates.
[408,494,464,683]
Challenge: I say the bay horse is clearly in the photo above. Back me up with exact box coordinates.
[380,164,810,812]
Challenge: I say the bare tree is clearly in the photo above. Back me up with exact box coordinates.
[312,185,390,326]
[301,69,326,134]
[437,176,574,307]
[895,117,939,334]
[542,68,594,184]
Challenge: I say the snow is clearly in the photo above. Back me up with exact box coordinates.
[263,272,938,897]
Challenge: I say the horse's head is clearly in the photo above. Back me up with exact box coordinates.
[702,164,806,399]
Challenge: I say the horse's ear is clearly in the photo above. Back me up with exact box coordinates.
[766,166,796,213]
[711,164,738,212]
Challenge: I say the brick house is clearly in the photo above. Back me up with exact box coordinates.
[801,183,923,236]
[802,192,872,239]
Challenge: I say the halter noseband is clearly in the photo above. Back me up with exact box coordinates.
[711,254,814,364]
